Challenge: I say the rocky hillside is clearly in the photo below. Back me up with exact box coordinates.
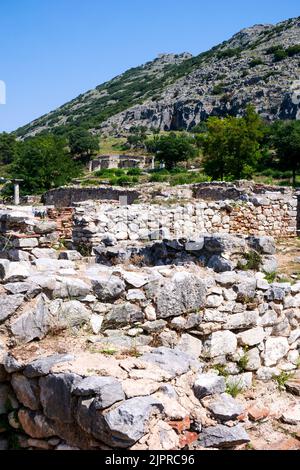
[16,16,300,138]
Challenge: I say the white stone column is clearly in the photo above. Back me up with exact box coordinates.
[14,182,20,205]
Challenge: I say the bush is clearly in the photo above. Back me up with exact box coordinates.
[249,58,264,67]
[273,49,287,62]
[260,168,293,179]
[266,45,284,55]
[212,83,225,95]
[95,168,125,178]
[149,173,169,183]
[217,48,242,59]
[127,168,141,176]
[286,45,300,57]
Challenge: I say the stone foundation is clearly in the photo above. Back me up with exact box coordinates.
[72,194,298,248]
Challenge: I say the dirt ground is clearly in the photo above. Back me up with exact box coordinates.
[276,237,300,279]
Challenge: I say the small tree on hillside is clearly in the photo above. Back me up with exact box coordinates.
[146,132,197,170]
[69,128,99,163]
[125,126,148,150]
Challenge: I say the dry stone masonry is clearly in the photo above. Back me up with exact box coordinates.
[0,181,299,450]
[72,191,298,249]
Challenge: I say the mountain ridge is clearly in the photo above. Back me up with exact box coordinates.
[16,16,300,138]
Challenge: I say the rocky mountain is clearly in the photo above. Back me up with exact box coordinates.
[16,16,300,138]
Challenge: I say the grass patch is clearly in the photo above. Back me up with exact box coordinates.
[264,271,277,283]
[237,351,249,372]
[273,371,294,391]
[100,347,118,356]
[212,364,228,377]
[225,380,243,398]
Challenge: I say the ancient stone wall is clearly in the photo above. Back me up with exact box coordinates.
[72,194,298,248]
[43,187,140,208]
[0,261,299,449]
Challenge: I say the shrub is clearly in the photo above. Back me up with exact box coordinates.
[266,45,284,55]
[237,250,262,271]
[212,364,228,377]
[149,174,169,183]
[273,49,287,62]
[212,83,225,95]
[217,48,242,59]
[127,168,141,176]
[286,45,300,57]
[249,58,264,67]
[264,271,277,283]
[95,168,126,178]
[116,175,134,186]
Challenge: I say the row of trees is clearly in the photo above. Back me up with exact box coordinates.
[0,128,99,194]
[0,107,299,194]
[146,106,300,185]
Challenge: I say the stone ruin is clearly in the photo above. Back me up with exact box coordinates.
[90,154,155,172]
[0,181,299,450]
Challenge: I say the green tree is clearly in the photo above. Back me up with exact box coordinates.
[0,133,20,165]
[11,135,81,194]
[201,118,228,179]
[146,132,197,170]
[69,128,99,162]
[270,120,300,186]
[125,126,148,150]
[202,106,264,180]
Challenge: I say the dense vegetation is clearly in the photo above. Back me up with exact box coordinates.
[10,135,81,194]
[0,107,299,195]
[146,132,197,170]
[0,134,82,194]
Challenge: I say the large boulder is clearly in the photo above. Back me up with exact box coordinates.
[141,347,198,377]
[204,234,246,254]
[204,331,237,358]
[49,300,90,330]
[104,302,143,327]
[11,374,40,410]
[39,373,81,423]
[207,255,233,273]
[199,424,250,448]
[207,393,244,422]
[73,376,124,409]
[247,236,276,255]
[24,354,75,378]
[193,372,226,399]
[264,337,289,366]
[18,409,56,438]
[103,396,164,448]
[10,294,51,343]
[0,294,24,323]
[33,221,57,234]
[0,260,30,283]
[92,276,125,301]
[155,272,206,318]
[176,333,203,358]
[31,248,58,259]
[52,278,91,299]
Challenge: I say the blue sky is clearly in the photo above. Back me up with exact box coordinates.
[0,0,299,132]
